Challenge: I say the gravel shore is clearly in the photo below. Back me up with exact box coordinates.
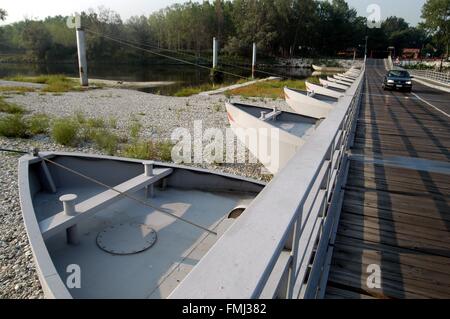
[0,84,285,298]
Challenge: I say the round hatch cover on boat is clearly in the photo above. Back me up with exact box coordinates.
[96,223,157,255]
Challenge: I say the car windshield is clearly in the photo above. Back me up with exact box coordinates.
[388,70,410,78]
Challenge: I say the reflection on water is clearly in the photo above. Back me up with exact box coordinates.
[0,63,312,95]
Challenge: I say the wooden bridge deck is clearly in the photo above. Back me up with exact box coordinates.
[324,60,450,299]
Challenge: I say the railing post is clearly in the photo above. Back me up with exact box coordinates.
[286,213,302,298]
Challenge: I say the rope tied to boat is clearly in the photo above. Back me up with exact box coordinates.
[0,147,218,236]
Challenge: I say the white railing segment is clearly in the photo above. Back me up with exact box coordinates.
[169,65,366,300]
[408,69,450,86]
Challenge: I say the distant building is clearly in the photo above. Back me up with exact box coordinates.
[402,48,420,60]
[337,48,357,58]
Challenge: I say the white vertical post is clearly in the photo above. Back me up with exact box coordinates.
[76,28,89,86]
[213,37,218,69]
[59,194,79,245]
[143,161,154,198]
[252,42,257,79]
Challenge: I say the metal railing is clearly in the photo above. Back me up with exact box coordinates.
[408,69,450,86]
[169,64,365,300]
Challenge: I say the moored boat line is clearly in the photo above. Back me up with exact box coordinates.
[284,87,337,119]
[225,102,319,174]
[305,81,346,99]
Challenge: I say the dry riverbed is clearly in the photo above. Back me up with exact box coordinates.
[0,82,288,298]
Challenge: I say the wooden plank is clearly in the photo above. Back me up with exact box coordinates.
[348,166,450,189]
[342,203,450,231]
[334,235,450,269]
[330,258,450,298]
[336,223,450,257]
[343,190,450,217]
[325,286,375,299]
[339,213,450,243]
[328,268,427,299]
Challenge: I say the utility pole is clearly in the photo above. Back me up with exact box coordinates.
[213,37,218,69]
[76,27,88,86]
[252,42,257,79]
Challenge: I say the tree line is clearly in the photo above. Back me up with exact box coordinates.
[0,0,448,64]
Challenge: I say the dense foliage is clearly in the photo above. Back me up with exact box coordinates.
[0,0,444,63]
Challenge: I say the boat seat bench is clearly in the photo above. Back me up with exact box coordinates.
[39,167,173,240]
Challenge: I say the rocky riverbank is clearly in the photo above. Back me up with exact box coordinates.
[0,82,287,298]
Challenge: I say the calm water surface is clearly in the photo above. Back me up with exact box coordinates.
[0,63,313,95]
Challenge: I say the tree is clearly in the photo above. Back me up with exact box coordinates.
[22,21,53,60]
[0,9,6,21]
[421,0,450,59]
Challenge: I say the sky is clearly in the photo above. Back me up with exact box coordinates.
[0,0,427,26]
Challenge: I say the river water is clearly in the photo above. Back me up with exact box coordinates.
[0,63,313,95]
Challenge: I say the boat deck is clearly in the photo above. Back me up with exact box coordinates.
[36,186,251,298]
[325,60,450,299]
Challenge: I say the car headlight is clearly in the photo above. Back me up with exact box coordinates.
[387,80,394,84]
[406,81,412,85]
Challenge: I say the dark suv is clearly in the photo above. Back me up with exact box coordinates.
[382,70,413,92]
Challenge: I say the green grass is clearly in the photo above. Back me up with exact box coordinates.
[51,117,80,146]
[5,75,81,93]
[91,129,119,155]
[0,86,36,93]
[86,117,106,129]
[173,84,213,97]
[172,79,249,97]
[0,114,29,138]
[0,97,26,114]
[212,103,222,112]
[28,114,50,135]
[129,120,142,140]
[225,77,320,99]
[108,116,118,129]
[123,139,174,161]
[123,141,150,159]
[74,111,86,124]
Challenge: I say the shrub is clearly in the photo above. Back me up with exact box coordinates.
[74,111,86,124]
[28,114,50,135]
[51,117,80,146]
[86,117,105,129]
[123,139,174,162]
[108,116,118,129]
[0,114,29,138]
[157,140,174,162]
[91,130,119,155]
[128,120,142,140]
[123,141,149,159]
[0,97,26,114]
